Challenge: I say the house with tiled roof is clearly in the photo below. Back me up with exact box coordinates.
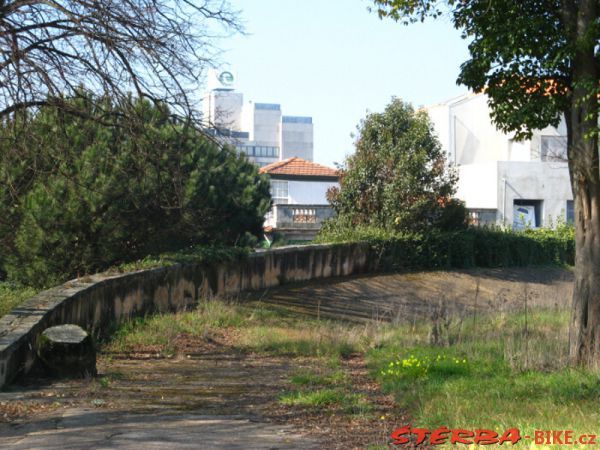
[259,157,339,240]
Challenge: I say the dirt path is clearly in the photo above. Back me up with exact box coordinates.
[0,349,406,449]
[0,351,324,449]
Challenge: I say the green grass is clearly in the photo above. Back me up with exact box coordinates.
[104,299,246,354]
[104,300,385,359]
[240,324,357,358]
[368,307,600,446]
[283,368,373,415]
[279,388,372,414]
[0,283,38,317]
[280,389,344,407]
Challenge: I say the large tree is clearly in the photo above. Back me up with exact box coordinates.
[372,0,600,368]
[0,0,239,119]
[328,98,465,232]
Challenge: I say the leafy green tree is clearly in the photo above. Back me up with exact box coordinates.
[372,0,599,368]
[328,98,465,232]
[0,96,271,287]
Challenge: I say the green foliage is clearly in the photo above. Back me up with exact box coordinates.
[114,245,250,273]
[327,98,465,232]
[371,1,573,140]
[317,224,575,271]
[0,283,38,317]
[0,95,271,287]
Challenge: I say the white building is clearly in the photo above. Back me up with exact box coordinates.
[202,70,314,166]
[426,92,573,228]
[260,157,339,240]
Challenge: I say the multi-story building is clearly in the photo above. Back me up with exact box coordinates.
[426,92,573,228]
[202,69,314,167]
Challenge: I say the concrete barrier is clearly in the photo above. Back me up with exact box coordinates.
[0,243,370,388]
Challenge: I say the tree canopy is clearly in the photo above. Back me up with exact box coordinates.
[328,98,465,232]
[372,0,600,368]
[0,96,271,287]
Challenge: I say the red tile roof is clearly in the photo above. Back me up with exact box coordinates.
[259,157,339,178]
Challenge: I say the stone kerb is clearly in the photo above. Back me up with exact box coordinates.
[0,242,370,388]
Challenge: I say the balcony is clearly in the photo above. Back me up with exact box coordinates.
[265,204,335,239]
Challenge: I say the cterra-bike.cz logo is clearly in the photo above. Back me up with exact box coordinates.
[390,426,598,446]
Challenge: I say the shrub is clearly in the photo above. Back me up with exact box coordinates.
[0,96,271,287]
[316,224,574,271]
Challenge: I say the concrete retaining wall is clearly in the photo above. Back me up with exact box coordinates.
[0,243,370,388]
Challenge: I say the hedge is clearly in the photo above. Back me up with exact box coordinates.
[316,225,575,272]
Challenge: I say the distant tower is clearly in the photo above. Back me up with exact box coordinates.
[202,69,314,165]
[281,116,313,161]
[202,69,243,131]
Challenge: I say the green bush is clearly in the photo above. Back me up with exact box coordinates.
[327,99,466,232]
[0,96,271,287]
[317,224,574,271]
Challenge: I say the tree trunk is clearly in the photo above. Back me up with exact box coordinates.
[567,0,600,368]
[569,184,600,369]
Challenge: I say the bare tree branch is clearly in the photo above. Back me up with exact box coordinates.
[0,0,241,121]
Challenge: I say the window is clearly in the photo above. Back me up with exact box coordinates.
[541,136,567,162]
[566,200,574,224]
[467,209,497,226]
[513,199,543,229]
[270,180,289,204]
[237,145,253,157]
[237,145,280,159]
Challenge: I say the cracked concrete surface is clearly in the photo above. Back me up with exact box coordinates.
[0,353,322,449]
[1,410,318,449]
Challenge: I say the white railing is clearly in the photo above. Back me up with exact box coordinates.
[264,204,334,230]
